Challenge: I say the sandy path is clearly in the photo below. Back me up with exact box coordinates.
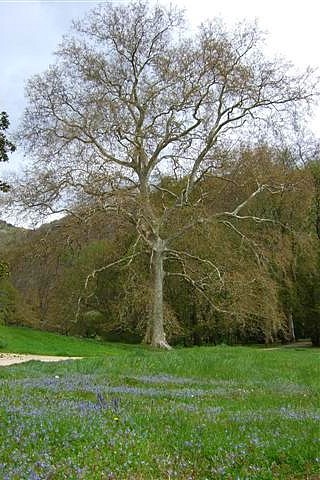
[0,353,82,366]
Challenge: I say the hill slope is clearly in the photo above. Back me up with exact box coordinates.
[0,219,28,248]
[0,325,140,356]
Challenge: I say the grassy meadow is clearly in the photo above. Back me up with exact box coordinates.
[0,325,138,356]
[0,326,319,479]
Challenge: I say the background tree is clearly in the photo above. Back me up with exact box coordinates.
[0,113,16,326]
[0,111,15,287]
[295,160,320,346]
[12,1,318,347]
[0,111,15,192]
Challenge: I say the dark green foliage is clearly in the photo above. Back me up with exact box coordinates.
[0,262,12,325]
[0,111,15,192]
[309,160,320,240]
[0,261,9,279]
[294,161,320,346]
[76,310,107,338]
[0,278,19,325]
[293,249,320,346]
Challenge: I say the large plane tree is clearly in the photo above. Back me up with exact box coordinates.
[14,2,317,347]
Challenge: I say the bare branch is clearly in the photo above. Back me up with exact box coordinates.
[165,272,229,314]
[166,248,224,285]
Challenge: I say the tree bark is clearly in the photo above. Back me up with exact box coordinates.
[287,312,296,343]
[144,238,171,349]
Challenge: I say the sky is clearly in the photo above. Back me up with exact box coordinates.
[1,0,320,178]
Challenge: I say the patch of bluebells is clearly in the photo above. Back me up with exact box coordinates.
[229,408,320,423]
[128,375,313,397]
[6,373,104,394]
[0,458,90,480]
[252,379,312,396]
[277,406,320,421]
[0,368,319,479]
[2,374,232,399]
[131,374,199,384]
[2,373,311,400]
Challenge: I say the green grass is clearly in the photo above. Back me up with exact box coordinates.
[0,324,140,356]
[0,326,319,479]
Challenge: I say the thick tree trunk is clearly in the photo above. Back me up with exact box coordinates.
[144,238,171,349]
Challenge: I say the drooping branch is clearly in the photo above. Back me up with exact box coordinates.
[166,248,224,286]
[166,181,289,245]
[76,236,143,321]
[166,271,230,314]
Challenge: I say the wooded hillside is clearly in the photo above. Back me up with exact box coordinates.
[2,147,319,346]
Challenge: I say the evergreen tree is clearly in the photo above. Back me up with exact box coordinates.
[0,111,15,192]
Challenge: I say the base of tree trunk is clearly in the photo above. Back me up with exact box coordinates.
[142,333,172,350]
[150,338,172,350]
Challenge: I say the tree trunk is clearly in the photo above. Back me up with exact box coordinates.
[287,312,296,343]
[144,238,171,349]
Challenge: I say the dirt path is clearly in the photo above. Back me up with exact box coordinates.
[0,353,82,366]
